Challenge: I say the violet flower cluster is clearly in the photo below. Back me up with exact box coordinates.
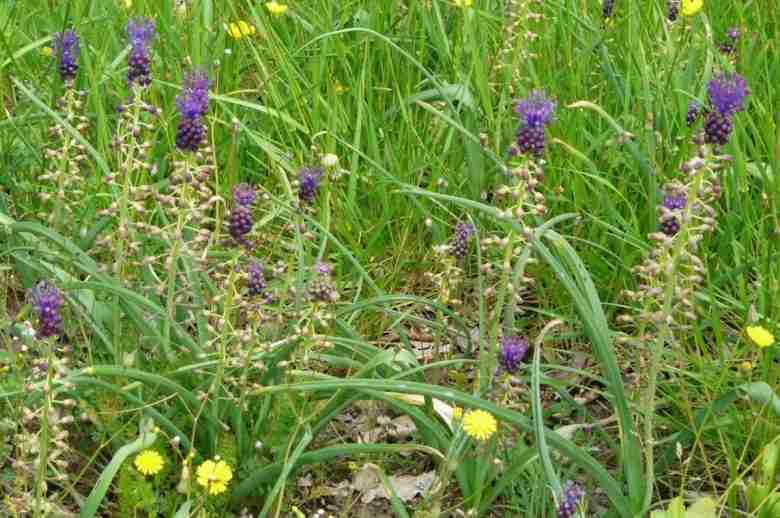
[229,183,256,247]
[719,27,739,55]
[450,221,475,260]
[602,0,615,19]
[175,71,211,152]
[298,167,324,204]
[247,261,267,296]
[704,73,749,146]
[498,335,529,374]
[512,91,556,158]
[556,481,585,518]
[659,193,687,237]
[307,261,339,303]
[127,18,156,87]
[54,31,80,83]
[31,282,64,338]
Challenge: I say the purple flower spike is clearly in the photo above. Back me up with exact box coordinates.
[556,481,585,518]
[663,194,687,211]
[54,30,80,82]
[247,261,266,296]
[513,91,555,157]
[127,18,156,86]
[704,111,734,146]
[233,183,257,207]
[175,71,211,151]
[298,167,324,204]
[686,101,702,126]
[31,282,64,338]
[499,336,529,374]
[514,91,556,128]
[707,73,749,116]
[450,221,475,260]
[228,206,254,246]
[602,0,615,19]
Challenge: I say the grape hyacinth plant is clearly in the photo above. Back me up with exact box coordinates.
[704,72,749,146]
[175,71,211,152]
[659,192,687,236]
[298,166,324,205]
[556,481,585,518]
[686,101,702,126]
[602,0,615,20]
[667,0,679,21]
[719,27,739,55]
[511,91,556,157]
[30,282,64,339]
[247,261,267,297]
[233,182,257,207]
[450,221,475,260]
[498,335,529,374]
[53,30,79,83]
[127,18,156,87]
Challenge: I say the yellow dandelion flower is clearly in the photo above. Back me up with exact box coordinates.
[265,1,289,15]
[681,0,703,16]
[462,409,497,441]
[228,20,256,39]
[134,450,165,476]
[196,458,233,495]
[40,46,53,57]
[747,326,775,348]
[739,361,753,372]
[453,0,473,6]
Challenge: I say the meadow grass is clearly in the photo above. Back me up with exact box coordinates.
[0,0,779,516]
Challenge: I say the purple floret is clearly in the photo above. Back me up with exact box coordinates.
[707,73,749,116]
[175,71,211,151]
[298,167,324,204]
[450,221,475,260]
[233,183,257,207]
[556,481,585,518]
[686,101,702,126]
[499,336,529,374]
[127,18,156,86]
[31,282,64,338]
[514,91,556,128]
[247,261,266,296]
[54,30,80,82]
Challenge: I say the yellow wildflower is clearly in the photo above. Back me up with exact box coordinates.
[228,20,256,39]
[453,0,474,6]
[462,409,497,441]
[739,361,753,372]
[134,450,165,476]
[747,326,775,348]
[196,458,233,495]
[40,46,53,57]
[265,1,289,15]
[452,406,463,421]
[681,0,703,16]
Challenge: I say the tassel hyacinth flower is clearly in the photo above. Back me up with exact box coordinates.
[512,91,556,157]
[556,481,585,518]
[499,335,529,373]
[298,167,323,204]
[450,221,476,260]
[127,18,156,87]
[704,73,749,146]
[54,30,80,83]
[175,71,211,152]
[31,282,64,338]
